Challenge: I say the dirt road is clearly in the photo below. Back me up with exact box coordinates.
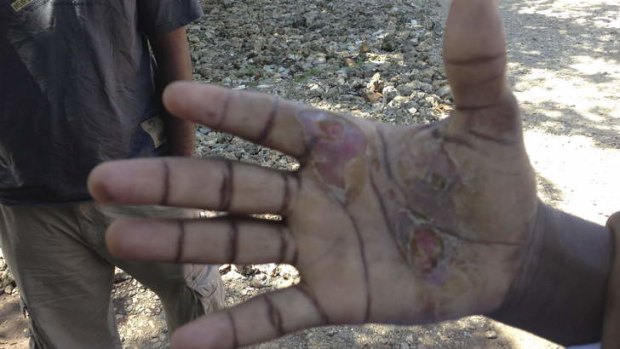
[502,0,620,225]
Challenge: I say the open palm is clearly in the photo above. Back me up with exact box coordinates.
[88,1,539,348]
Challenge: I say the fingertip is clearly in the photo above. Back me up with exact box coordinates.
[104,219,133,258]
[89,159,167,205]
[163,81,196,114]
[163,81,221,123]
[88,162,120,203]
[443,0,510,112]
[172,315,233,349]
[87,161,138,204]
[444,0,505,62]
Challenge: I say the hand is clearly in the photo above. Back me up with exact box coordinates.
[88,0,538,347]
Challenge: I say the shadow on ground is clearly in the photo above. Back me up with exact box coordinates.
[500,0,620,149]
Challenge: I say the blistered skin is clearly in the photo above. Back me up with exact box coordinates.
[297,110,453,279]
[397,212,447,276]
[293,106,533,325]
[298,110,368,203]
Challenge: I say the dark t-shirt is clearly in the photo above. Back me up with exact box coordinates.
[0,0,202,205]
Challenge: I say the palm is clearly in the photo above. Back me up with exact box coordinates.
[88,1,539,348]
[286,95,536,325]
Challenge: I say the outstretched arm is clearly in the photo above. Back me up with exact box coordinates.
[89,0,613,347]
[149,26,196,156]
[490,204,611,344]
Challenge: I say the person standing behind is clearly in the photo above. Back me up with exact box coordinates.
[0,1,224,348]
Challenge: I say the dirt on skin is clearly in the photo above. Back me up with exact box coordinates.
[0,0,618,348]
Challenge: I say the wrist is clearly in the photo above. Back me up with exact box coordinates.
[489,202,613,345]
[602,212,620,347]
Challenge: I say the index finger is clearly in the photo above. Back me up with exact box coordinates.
[164,82,311,157]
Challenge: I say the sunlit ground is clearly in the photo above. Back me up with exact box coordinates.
[503,0,620,225]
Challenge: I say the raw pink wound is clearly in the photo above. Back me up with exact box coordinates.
[412,229,443,273]
[299,112,367,189]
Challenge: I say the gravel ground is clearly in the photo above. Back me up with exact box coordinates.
[1,0,618,348]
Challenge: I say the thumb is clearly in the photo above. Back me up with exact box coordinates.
[443,0,507,110]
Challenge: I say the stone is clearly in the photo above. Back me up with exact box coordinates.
[485,330,498,339]
[382,85,398,102]
[437,85,452,98]
[388,96,410,108]
[381,34,397,52]
[359,41,371,55]
[366,92,383,104]
[367,72,384,93]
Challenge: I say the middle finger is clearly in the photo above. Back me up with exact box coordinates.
[88,157,300,214]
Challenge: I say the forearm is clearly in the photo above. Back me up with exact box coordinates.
[149,26,195,156]
[490,202,613,345]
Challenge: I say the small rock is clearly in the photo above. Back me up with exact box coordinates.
[437,85,452,98]
[314,54,327,66]
[397,81,432,96]
[359,41,371,55]
[396,82,416,96]
[485,330,498,339]
[424,95,439,108]
[387,95,409,108]
[303,11,321,29]
[365,92,383,104]
[382,85,398,102]
[381,34,397,52]
[0,270,14,288]
[256,264,278,276]
[344,57,356,67]
[419,68,436,82]
[250,278,266,288]
[114,270,131,283]
[367,73,384,93]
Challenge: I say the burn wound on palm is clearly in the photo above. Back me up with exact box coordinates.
[298,110,368,202]
[411,228,443,273]
[396,211,448,281]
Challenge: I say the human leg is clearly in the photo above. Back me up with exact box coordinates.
[0,204,121,349]
[77,203,224,330]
